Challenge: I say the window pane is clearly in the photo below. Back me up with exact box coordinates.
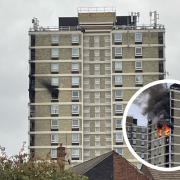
[72,119,79,128]
[115,75,122,85]
[51,77,59,86]
[114,33,122,42]
[115,47,122,56]
[51,148,57,158]
[135,32,142,42]
[51,63,59,72]
[135,47,142,56]
[116,119,122,128]
[116,148,123,155]
[51,134,58,143]
[51,35,59,44]
[135,75,143,84]
[115,104,123,112]
[72,104,79,114]
[71,148,79,157]
[51,119,58,129]
[72,34,79,43]
[51,48,59,58]
[115,90,123,99]
[116,132,123,142]
[72,63,79,71]
[72,90,79,99]
[51,105,59,114]
[72,48,79,57]
[115,61,122,71]
[72,134,79,142]
[72,77,80,86]
[135,60,142,70]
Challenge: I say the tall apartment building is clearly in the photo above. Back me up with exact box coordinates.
[126,117,148,161]
[28,7,165,166]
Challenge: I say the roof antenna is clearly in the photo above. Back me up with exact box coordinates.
[32,17,39,31]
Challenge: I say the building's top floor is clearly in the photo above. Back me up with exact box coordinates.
[29,7,165,32]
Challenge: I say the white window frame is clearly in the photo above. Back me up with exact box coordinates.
[115,90,123,99]
[51,119,59,130]
[115,148,123,155]
[115,104,123,113]
[51,63,59,73]
[51,35,59,44]
[135,75,143,85]
[51,148,57,158]
[71,148,80,158]
[135,60,142,70]
[72,77,80,86]
[116,119,122,129]
[72,133,79,143]
[135,32,142,42]
[51,133,58,143]
[115,75,122,86]
[114,33,122,43]
[72,34,79,44]
[116,132,123,143]
[115,61,122,71]
[51,105,59,115]
[135,47,142,56]
[72,90,79,100]
[115,47,122,57]
[72,104,79,114]
[72,119,79,129]
[51,77,59,86]
[72,48,79,58]
[51,48,59,58]
[72,62,79,72]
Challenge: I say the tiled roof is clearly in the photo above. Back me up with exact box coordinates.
[141,165,180,180]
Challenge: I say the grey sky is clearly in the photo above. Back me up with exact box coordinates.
[0,0,179,156]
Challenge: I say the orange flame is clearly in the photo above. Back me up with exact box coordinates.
[164,124,170,136]
[157,123,170,137]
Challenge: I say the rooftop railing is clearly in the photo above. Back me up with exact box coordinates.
[29,24,165,32]
[78,7,116,13]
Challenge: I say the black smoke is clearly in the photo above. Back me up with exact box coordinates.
[134,83,170,125]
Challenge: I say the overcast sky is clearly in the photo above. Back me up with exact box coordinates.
[0,0,179,156]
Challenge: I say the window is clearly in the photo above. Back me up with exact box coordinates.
[51,119,58,130]
[115,90,123,100]
[72,119,79,129]
[72,34,79,44]
[133,127,137,132]
[115,104,123,113]
[141,134,145,140]
[116,132,123,143]
[72,63,79,72]
[51,77,59,86]
[115,148,123,155]
[51,63,59,73]
[115,75,122,86]
[72,48,79,58]
[72,77,80,86]
[72,90,79,100]
[135,75,143,85]
[51,35,59,44]
[133,133,136,139]
[114,33,122,43]
[71,148,79,159]
[141,141,145,146]
[51,133,58,143]
[116,119,122,129]
[72,104,79,114]
[135,32,142,43]
[72,133,79,143]
[51,105,59,115]
[51,48,59,58]
[115,47,122,57]
[51,148,57,159]
[141,153,145,159]
[115,61,122,71]
[135,60,142,70]
[132,140,136,145]
[135,47,142,56]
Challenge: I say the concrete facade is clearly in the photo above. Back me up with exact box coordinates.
[29,8,165,167]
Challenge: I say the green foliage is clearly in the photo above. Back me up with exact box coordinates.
[0,153,88,180]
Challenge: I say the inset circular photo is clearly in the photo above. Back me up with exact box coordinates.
[122,79,180,171]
